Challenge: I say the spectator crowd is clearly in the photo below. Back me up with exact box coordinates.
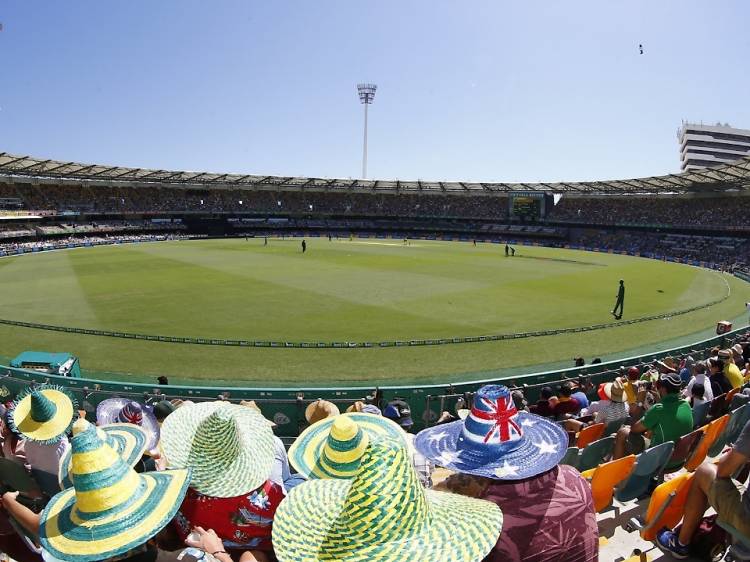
[0,333,749,561]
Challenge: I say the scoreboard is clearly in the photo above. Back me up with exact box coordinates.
[509,192,553,220]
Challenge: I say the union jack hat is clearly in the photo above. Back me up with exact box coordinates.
[96,398,160,452]
[414,385,567,480]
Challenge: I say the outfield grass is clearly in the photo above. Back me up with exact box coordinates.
[0,238,747,387]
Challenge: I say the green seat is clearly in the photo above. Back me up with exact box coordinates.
[729,393,750,412]
[614,442,675,502]
[603,417,627,437]
[710,403,750,458]
[577,436,615,472]
[559,446,580,468]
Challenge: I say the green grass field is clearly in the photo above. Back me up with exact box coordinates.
[0,238,748,387]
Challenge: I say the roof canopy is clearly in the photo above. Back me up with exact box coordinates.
[1,152,748,195]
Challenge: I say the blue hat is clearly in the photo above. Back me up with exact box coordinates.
[414,385,567,480]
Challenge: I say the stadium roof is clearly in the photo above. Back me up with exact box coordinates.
[0,151,749,195]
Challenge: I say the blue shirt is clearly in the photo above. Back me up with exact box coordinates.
[571,391,589,409]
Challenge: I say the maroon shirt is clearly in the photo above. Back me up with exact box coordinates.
[552,397,581,419]
[529,400,554,417]
[444,466,598,562]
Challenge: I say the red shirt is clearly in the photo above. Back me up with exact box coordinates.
[173,480,285,551]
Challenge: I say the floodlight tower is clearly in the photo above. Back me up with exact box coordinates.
[357,83,377,178]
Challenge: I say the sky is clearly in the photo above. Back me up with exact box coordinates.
[1,1,749,183]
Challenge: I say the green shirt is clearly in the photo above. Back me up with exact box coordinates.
[641,394,693,447]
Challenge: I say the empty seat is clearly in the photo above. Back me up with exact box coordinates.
[580,454,636,512]
[559,446,580,468]
[577,435,615,472]
[576,423,605,449]
[685,415,729,471]
[664,428,703,473]
[614,442,675,503]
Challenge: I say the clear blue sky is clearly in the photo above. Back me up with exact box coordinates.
[1,1,749,183]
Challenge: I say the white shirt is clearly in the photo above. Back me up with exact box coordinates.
[684,373,714,403]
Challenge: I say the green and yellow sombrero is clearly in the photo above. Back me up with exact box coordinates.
[160,400,275,497]
[10,385,77,444]
[273,438,503,562]
[289,412,406,480]
[39,419,190,562]
[58,422,148,489]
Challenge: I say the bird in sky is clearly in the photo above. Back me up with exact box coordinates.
[639,44,644,55]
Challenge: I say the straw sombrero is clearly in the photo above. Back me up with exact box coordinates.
[414,385,567,480]
[96,398,160,451]
[10,385,77,444]
[59,422,148,489]
[39,419,190,562]
[273,438,503,562]
[289,412,405,480]
[305,399,340,424]
[160,401,275,498]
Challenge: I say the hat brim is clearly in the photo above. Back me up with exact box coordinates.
[414,412,567,480]
[40,468,189,562]
[272,478,502,562]
[160,402,275,497]
[59,423,148,490]
[96,398,160,451]
[289,413,405,479]
[11,388,76,444]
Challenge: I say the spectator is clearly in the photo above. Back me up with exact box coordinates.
[415,385,598,562]
[690,383,707,408]
[0,404,24,464]
[157,375,169,386]
[8,385,75,496]
[613,373,693,459]
[623,366,642,404]
[683,360,714,403]
[161,401,283,557]
[511,389,529,412]
[708,357,732,396]
[153,399,176,423]
[97,398,161,454]
[273,439,503,562]
[345,400,382,415]
[590,378,629,425]
[570,382,590,410]
[4,418,190,562]
[679,356,695,384]
[657,419,750,559]
[551,381,581,419]
[59,421,149,489]
[719,349,744,389]
[529,386,554,417]
[304,399,340,425]
[383,399,435,488]
[288,411,405,480]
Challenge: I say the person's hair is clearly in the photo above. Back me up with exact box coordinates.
[591,357,602,364]
[558,382,574,397]
[540,386,553,400]
[709,358,724,372]
[574,357,585,367]
[694,361,707,375]
[157,376,169,385]
[691,383,705,399]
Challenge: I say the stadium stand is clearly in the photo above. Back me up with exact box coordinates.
[2,153,750,560]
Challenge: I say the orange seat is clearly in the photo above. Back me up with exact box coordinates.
[726,387,740,405]
[685,414,730,471]
[581,454,636,512]
[576,422,605,449]
[640,472,694,541]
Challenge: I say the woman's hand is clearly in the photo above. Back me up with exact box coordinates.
[184,526,224,554]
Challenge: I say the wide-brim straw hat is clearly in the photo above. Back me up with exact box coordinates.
[160,401,275,498]
[305,399,340,424]
[96,398,160,451]
[603,378,626,403]
[415,385,567,480]
[289,412,405,479]
[10,385,77,444]
[39,419,190,562]
[59,423,148,489]
[273,438,502,562]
